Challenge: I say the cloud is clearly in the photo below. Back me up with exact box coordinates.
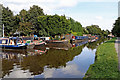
[2,0,118,14]
[78,0,118,2]
[95,16,103,20]
[0,0,118,15]
[0,0,80,14]
[59,0,78,7]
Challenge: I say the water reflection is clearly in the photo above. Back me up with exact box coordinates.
[86,38,107,50]
[1,38,106,78]
[21,45,85,76]
[35,47,96,78]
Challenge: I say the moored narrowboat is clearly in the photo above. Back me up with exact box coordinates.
[0,37,27,49]
[22,37,35,49]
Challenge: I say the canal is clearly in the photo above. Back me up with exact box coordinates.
[0,38,106,78]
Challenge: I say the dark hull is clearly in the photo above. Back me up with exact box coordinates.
[35,43,45,46]
[0,46,27,49]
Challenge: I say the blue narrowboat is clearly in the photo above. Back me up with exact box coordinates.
[0,37,27,49]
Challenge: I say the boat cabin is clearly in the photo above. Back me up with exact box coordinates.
[0,38,9,45]
[9,37,24,45]
[0,37,27,49]
[0,37,24,45]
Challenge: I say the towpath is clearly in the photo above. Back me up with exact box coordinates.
[115,37,120,71]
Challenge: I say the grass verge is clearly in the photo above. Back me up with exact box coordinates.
[84,38,119,78]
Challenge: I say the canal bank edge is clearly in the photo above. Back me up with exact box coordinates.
[115,37,120,71]
[84,38,119,78]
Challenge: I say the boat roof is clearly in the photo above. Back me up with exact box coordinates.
[9,37,21,40]
[0,37,9,40]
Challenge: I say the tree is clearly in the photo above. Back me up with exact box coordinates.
[86,25,102,35]
[2,6,15,36]
[83,27,89,34]
[112,17,120,37]
[68,18,83,33]
[27,5,45,35]
[37,15,71,37]
[18,9,33,36]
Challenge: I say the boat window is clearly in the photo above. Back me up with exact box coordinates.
[2,40,8,44]
[17,39,23,44]
[0,40,2,44]
[10,40,14,45]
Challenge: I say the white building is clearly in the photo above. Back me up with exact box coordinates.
[118,1,120,17]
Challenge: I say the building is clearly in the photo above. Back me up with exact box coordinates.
[118,1,120,17]
[108,33,114,38]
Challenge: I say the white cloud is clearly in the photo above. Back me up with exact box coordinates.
[0,0,80,14]
[59,0,78,7]
[76,16,116,31]
[95,16,103,20]
[0,0,118,14]
[1,0,117,13]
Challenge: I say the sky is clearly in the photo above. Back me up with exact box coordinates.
[0,0,119,31]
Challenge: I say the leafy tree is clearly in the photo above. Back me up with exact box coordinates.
[102,30,110,37]
[15,5,45,36]
[83,27,89,34]
[86,25,102,35]
[37,14,71,37]
[27,5,45,35]
[68,18,83,33]
[18,9,33,36]
[2,6,15,36]
[112,17,120,37]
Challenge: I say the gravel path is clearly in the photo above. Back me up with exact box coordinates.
[115,37,120,71]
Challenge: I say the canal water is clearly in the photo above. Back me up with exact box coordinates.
[0,38,106,78]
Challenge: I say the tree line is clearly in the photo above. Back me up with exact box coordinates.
[83,25,110,37]
[2,5,110,37]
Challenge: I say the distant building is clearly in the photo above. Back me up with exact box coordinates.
[118,1,120,17]
[108,33,114,38]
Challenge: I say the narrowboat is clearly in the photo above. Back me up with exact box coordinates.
[0,37,27,49]
[34,40,46,46]
[23,37,46,47]
[22,37,35,49]
[33,37,46,46]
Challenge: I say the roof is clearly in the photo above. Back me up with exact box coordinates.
[9,37,20,40]
[0,38,9,40]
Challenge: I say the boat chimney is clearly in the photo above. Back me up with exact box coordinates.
[3,24,4,38]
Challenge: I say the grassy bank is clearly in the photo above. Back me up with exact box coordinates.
[85,38,119,78]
